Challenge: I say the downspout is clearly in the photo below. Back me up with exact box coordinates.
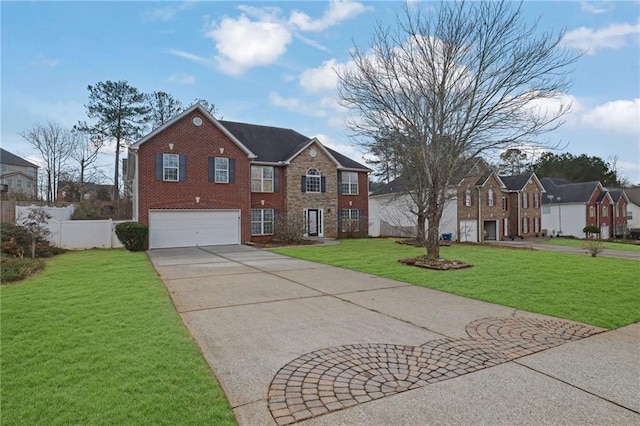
[518,192,522,236]
[477,187,482,242]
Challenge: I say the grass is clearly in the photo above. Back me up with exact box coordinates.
[273,239,640,329]
[544,238,640,253]
[1,249,236,426]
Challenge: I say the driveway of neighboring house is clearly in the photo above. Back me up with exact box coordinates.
[148,245,639,425]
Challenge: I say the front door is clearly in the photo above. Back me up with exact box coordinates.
[307,209,319,236]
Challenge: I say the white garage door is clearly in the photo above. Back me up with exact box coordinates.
[459,220,478,243]
[149,210,240,249]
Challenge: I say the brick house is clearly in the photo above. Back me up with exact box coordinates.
[127,104,369,248]
[541,178,629,239]
[457,171,545,242]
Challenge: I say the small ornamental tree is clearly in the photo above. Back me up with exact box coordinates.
[115,222,148,251]
[583,225,600,239]
[21,208,53,259]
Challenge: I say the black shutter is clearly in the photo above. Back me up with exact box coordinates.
[179,155,187,182]
[358,209,364,232]
[301,176,306,193]
[321,177,326,193]
[208,157,215,183]
[229,158,235,183]
[274,209,280,232]
[337,172,343,194]
[337,209,343,232]
[274,168,279,192]
[155,153,163,180]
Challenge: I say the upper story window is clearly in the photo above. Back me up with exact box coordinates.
[215,157,229,183]
[522,191,528,208]
[340,171,358,195]
[1,164,8,173]
[602,205,608,217]
[487,188,495,207]
[251,166,274,192]
[305,168,321,193]
[464,189,472,206]
[589,205,595,217]
[533,191,539,208]
[163,154,179,181]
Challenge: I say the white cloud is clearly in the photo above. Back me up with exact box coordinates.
[313,133,364,162]
[299,59,342,93]
[144,1,193,21]
[582,98,640,135]
[268,92,328,117]
[579,1,613,14]
[167,73,196,84]
[206,15,292,76]
[168,49,213,66]
[289,1,369,32]
[30,58,59,67]
[563,20,640,54]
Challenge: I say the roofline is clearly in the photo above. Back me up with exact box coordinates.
[129,104,257,159]
[286,138,342,167]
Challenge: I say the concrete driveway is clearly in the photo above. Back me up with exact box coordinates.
[148,245,639,425]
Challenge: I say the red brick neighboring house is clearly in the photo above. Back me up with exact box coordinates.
[127,104,370,248]
[457,171,545,242]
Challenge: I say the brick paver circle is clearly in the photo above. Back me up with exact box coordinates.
[268,317,604,425]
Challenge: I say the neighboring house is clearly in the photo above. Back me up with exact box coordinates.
[127,104,370,249]
[540,178,629,239]
[368,158,488,240]
[622,187,640,230]
[57,181,115,202]
[457,171,545,242]
[0,148,38,199]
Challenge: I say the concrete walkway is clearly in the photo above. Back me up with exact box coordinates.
[148,245,639,425]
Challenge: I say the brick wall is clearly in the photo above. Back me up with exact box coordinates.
[337,171,369,237]
[137,110,252,242]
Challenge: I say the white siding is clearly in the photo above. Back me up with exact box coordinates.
[541,203,585,238]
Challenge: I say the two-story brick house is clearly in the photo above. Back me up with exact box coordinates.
[0,148,38,199]
[127,104,369,248]
[457,171,544,242]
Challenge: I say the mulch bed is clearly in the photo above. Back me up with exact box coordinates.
[399,256,473,271]
[248,240,323,249]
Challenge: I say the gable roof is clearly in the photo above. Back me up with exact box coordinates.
[607,189,630,204]
[540,177,602,204]
[0,148,37,168]
[620,187,640,206]
[499,172,544,192]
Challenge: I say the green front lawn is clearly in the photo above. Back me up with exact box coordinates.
[1,249,236,426]
[544,238,640,253]
[273,239,639,329]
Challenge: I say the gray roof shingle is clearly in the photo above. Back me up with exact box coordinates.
[0,148,37,168]
[540,178,600,204]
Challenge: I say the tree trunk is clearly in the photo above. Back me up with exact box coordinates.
[416,213,426,244]
[114,137,120,202]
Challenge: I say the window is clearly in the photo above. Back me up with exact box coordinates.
[464,189,472,206]
[627,210,633,220]
[589,205,595,217]
[6,178,12,187]
[251,166,274,192]
[305,168,321,193]
[502,196,508,211]
[163,154,179,181]
[602,205,608,217]
[533,192,539,208]
[341,209,360,232]
[1,164,7,172]
[542,205,550,214]
[27,168,35,176]
[215,157,229,183]
[27,181,32,189]
[341,171,358,195]
[522,191,528,208]
[487,188,494,207]
[16,179,22,189]
[251,209,274,235]
[534,216,540,233]
[522,217,529,233]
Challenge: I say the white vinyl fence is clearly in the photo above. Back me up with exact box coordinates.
[16,205,128,249]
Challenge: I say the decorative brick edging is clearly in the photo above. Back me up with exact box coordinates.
[268,317,604,425]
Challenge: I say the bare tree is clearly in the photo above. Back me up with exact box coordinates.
[189,98,218,117]
[69,128,104,187]
[338,1,581,259]
[146,91,184,130]
[20,121,74,204]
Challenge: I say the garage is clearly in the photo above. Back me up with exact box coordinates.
[459,220,478,242]
[149,210,241,249]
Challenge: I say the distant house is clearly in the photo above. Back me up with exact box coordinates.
[57,181,115,202]
[540,178,629,239]
[0,148,38,199]
[622,187,640,230]
[457,171,545,242]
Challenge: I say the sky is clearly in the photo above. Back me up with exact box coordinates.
[2,0,639,184]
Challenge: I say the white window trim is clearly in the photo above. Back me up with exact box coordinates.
[488,188,494,207]
[215,157,229,183]
[306,168,321,193]
[341,208,360,232]
[251,208,274,236]
[163,153,179,182]
[251,165,274,193]
[464,189,472,207]
[341,171,358,195]
[522,191,528,209]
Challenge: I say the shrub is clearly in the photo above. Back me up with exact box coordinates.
[0,222,57,258]
[274,214,306,244]
[583,225,600,239]
[72,201,111,220]
[115,222,148,251]
[1,255,45,283]
[582,238,605,257]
